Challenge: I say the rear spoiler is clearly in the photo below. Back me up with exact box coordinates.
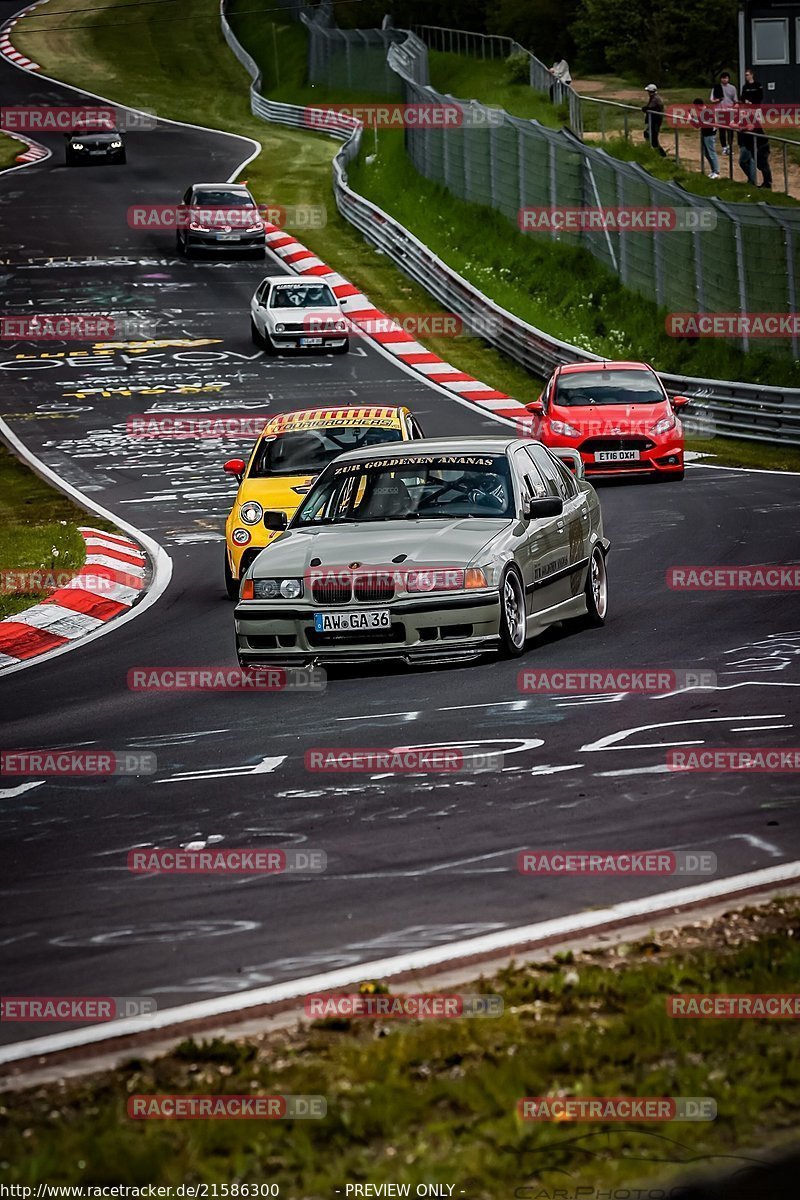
[549,447,585,480]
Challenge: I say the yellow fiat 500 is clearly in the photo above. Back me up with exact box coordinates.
[223,405,424,597]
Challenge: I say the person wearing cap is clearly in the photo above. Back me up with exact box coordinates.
[643,84,667,157]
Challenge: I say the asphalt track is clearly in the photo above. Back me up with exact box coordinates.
[1,22,799,1049]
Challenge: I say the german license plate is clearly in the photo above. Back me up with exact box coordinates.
[217,232,240,241]
[300,337,323,346]
[594,449,640,462]
[314,610,390,633]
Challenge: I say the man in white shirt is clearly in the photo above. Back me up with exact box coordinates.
[710,70,737,155]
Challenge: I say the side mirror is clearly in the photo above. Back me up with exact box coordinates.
[672,395,690,409]
[223,458,245,480]
[526,398,544,415]
[263,510,288,532]
[525,496,563,519]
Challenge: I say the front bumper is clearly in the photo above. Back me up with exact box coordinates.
[68,147,124,163]
[546,435,683,478]
[266,330,349,351]
[185,231,265,251]
[235,592,501,666]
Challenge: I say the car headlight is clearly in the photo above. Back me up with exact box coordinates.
[239,501,263,525]
[334,320,347,332]
[549,419,581,438]
[253,578,303,599]
[406,568,465,593]
[110,140,122,148]
[650,413,677,436]
[189,221,209,231]
[245,221,264,233]
[231,528,251,546]
[275,323,285,333]
[72,142,84,150]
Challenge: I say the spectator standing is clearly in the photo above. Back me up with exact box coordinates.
[737,124,758,184]
[643,84,667,156]
[740,67,772,188]
[710,70,737,155]
[549,54,572,101]
[694,97,719,178]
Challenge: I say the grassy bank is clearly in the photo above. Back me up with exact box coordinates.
[13,0,800,473]
[0,133,21,172]
[2,898,799,1193]
[0,442,89,619]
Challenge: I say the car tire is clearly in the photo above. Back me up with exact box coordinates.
[498,566,527,657]
[579,546,608,628]
[250,317,264,348]
[118,152,127,165]
[224,551,239,601]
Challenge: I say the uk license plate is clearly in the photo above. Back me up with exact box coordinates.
[594,449,640,462]
[301,337,323,346]
[314,610,390,633]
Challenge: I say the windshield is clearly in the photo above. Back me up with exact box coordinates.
[555,369,664,406]
[269,284,338,309]
[193,191,254,208]
[294,453,514,525]
[249,426,403,478]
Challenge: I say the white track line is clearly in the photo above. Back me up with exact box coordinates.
[1,861,798,1067]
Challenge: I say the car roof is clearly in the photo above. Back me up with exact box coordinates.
[330,436,519,463]
[258,275,330,285]
[558,360,653,374]
[191,182,251,191]
[261,406,408,434]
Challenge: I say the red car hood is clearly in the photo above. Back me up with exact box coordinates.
[551,402,672,434]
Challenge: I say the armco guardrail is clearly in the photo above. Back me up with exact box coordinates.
[219,1,800,447]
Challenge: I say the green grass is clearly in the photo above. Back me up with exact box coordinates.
[428,49,566,126]
[2,898,799,1193]
[0,133,21,172]
[13,0,800,478]
[0,442,90,619]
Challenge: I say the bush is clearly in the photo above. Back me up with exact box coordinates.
[505,50,530,84]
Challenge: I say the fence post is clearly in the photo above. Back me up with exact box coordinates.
[783,143,789,195]
[616,171,628,286]
[732,212,750,353]
[650,181,665,309]
[518,123,526,226]
[692,202,706,316]
[766,210,799,358]
[549,138,558,243]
